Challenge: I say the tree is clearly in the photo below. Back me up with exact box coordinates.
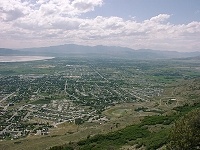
[167,109,200,150]
[74,118,84,125]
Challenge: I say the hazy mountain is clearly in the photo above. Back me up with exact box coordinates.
[0,48,36,56]
[20,44,133,56]
[0,48,22,55]
[175,56,200,61]
[1,44,200,59]
[19,44,200,59]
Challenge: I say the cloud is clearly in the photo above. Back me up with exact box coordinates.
[51,17,81,29]
[72,0,103,13]
[0,0,31,21]
[1,8,25,21]
[149,14,170,22]
[0,0,199,52]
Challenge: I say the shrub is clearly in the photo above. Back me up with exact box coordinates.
[167,109,200,150]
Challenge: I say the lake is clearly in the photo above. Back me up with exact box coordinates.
[0,56,54,62]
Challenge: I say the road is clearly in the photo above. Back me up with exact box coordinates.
[64,80,80,101]
[0,92,15,104]
[90,66,109,82]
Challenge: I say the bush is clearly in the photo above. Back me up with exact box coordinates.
[167,109,200,150]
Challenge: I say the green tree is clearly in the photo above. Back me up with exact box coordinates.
[75,118,84,125]
[167,109,200,150]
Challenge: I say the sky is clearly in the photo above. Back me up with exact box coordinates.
[0,0,200,52]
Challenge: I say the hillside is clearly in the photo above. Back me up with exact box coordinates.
[49,104,200,150]
[49,78,200,150]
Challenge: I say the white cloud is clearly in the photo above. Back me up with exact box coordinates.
[0,0,31,21]
[72,0,103,13]
[149,14,170,22]
[0,0,199,52]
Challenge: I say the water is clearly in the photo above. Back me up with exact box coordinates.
[0,56,54,62]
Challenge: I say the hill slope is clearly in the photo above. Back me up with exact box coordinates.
[49,78,200,150]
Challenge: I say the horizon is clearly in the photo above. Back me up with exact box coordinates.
[0,0,200,52]
[2,43,200,54]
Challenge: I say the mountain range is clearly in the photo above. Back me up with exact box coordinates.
[0,44,200,59]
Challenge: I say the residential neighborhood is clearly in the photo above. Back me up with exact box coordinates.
[0,57,170,140]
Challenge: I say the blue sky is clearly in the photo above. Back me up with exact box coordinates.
[0,0,200,52]
[83,0,200,24]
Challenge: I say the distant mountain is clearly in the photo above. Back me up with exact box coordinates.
[175,56,200,60]
[1,44,199,59]
[19,44,200,59]
[20,44,133,56]
[0,48,21,56]
[0,48,37,56]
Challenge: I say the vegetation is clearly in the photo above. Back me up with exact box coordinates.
[49,102,200,150]
[167,109,200,150]
[137,128,169,150]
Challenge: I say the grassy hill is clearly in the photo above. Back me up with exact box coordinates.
[49,103,200,150]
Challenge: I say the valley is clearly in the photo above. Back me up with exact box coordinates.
[0,56,200,150]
